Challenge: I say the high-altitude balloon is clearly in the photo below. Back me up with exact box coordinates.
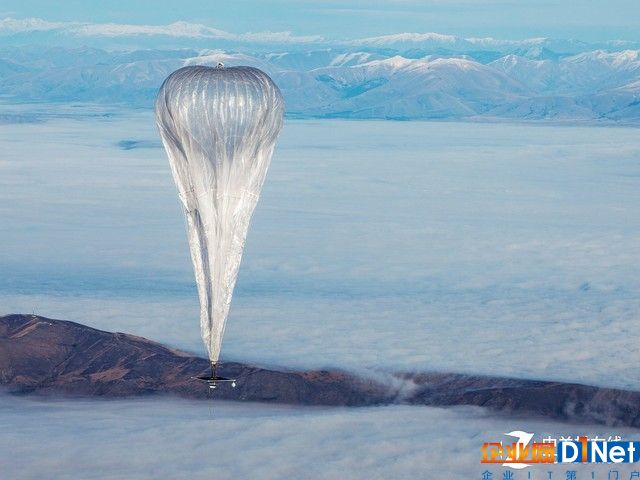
[155,65,284,363]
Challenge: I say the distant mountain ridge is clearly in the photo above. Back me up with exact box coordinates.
[4,313,640,427]
[0,44,638,122]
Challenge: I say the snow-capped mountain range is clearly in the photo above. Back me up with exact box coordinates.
[0,18,639,122]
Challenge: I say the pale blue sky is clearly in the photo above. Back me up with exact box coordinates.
[1,0,639,41]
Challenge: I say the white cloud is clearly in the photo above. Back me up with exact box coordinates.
[350,31,460,45]
[0,16,70,32]
[0,17,323,44]
[239,31,323,43]
[74,21,231,39]
[348,31,556,48]
[1,396,639,480]
[2,114,640,391]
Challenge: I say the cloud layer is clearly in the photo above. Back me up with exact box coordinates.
[1,112,639,389]
[2,395,640,479]
[0,17,323,44]
[2,16,640,49]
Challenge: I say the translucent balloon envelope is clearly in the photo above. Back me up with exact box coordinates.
[155,65,284,362]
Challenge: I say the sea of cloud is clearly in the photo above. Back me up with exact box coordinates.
[1,108,639,389]
[2,394,640,480]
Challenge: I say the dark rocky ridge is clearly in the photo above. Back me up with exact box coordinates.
[0,314,391,406]
[2,314,640,427]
